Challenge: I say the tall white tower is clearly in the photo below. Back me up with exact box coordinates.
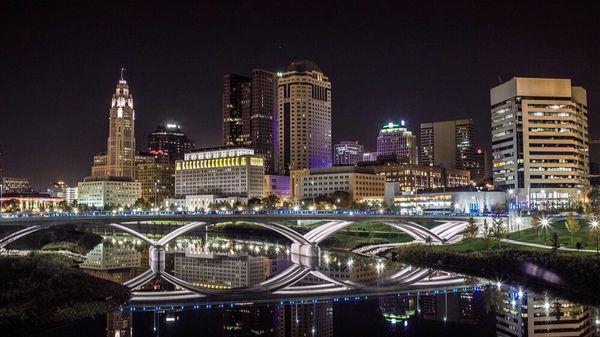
[99,68,136,178]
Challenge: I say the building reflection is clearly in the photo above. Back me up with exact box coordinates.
[222,304,278,336]
[496,288,594,337]
[278,301,333,337]
[80,237,146,283]
[106,310,132,337]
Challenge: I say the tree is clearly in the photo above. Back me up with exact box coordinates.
[261,195,280,210]
[564,214,581,244]
[133,198,151,211]
[481,218,493,250]
[588,188,600,213]
[463,217,479,239]
[330,191,352,209]
[550,231,560,254]
[491,216,507,248]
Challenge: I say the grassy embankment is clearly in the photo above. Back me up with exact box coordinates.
[0,254,129,333]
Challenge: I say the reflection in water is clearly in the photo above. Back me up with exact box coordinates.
[496,287,595,337]
[5,223,600,336]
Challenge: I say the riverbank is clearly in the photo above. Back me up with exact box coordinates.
[0,254,129,333]
[389,240,600,302]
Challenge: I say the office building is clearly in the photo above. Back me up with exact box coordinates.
[91,71,136,179]
[77,177,141,209]
[174,245,264,289]
[471,148,490,183]
[362,151,378,162]
[136,160,175,205]
[175,147,264,199]
[148,123,195,162]
[65,187,78,205]
[359,158,471,193]
[1,177,33,193]
[223,70,276,173]
[297,166,385,202]
[377,122,418,164]
[334,141,364,165]
[491,78,589,208]
[420,119,476,177]
[277,60,332,175]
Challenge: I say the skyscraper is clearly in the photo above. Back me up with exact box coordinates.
[376,121,418,164]
[334,141,364,165]
[148,123,195,163]
[277,60,332,175]
[222,70,276,173]
[491,77,589,208]
[419,119,476,178]
[91,69,136,179]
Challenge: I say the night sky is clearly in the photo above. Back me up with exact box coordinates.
[1,1,599,189]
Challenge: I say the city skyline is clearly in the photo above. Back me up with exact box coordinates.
[1,1,599,188]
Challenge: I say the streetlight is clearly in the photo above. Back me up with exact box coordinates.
[540,217,550,242]
[591,219,599,254]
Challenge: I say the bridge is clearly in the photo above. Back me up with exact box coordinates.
[0,216,470,302]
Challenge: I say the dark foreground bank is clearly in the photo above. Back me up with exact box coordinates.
[0,254,129,334]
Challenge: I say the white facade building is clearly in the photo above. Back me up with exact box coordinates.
[491,78,589,208]
[175,147,264,199]
[77,177,141,209]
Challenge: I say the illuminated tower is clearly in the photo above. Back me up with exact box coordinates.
[376,121,418,164]
[277,60,332,175]
[105,68,136,178]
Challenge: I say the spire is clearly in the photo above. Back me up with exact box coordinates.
[120,67,126,81]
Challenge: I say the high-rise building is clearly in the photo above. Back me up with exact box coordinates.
[377,122,418,164]
[471,148,490,183]
[334,141,364,166]
[491,78,589,208]
[419,119,475,176]
[222,70,276,173]
[277,60,332,175]
[148,123,195,163]
[91,70,136,179]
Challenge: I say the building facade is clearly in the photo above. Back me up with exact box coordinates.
[263,174,290,199]
[298,166,385,202]
[136,160,175,205]
[377,122,418,164]
[277,60,332,175]
[334,141,365,166]
[77,177,141,209]
[91,72,136,179]
[419,119,476,178]
[491,78,589,208]
[223,70,276,173]
[1,177,33,193]
[148,123,195,162]
[362,161,471,193]
[175,147,264,199]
